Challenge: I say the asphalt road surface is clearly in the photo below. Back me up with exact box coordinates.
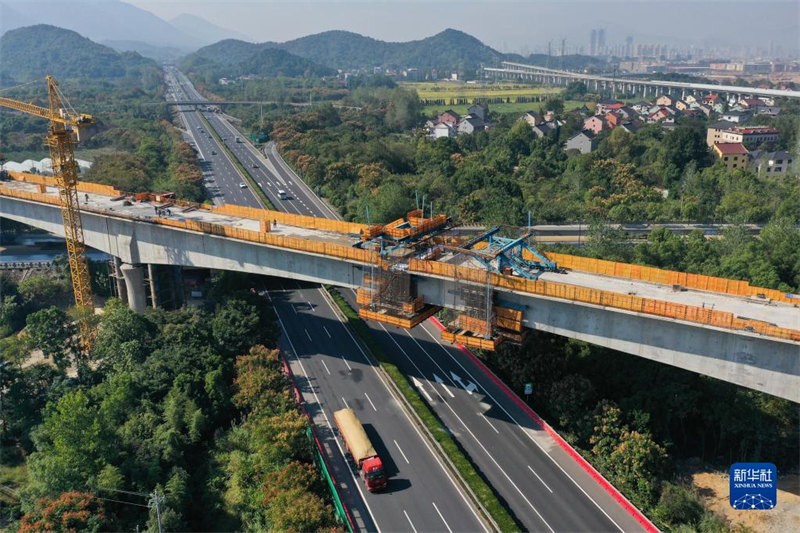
[167,67,490,532]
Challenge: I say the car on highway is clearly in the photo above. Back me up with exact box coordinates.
[252,163,258,168]
[278,189,288,200]
[211,150,216,155]
[239,183,248,188]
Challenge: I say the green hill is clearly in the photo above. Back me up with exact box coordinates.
[278,28,506,72]
[179,39,335,80]
[0,25,159,85]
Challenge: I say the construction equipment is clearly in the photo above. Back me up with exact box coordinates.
[0,76,96,346]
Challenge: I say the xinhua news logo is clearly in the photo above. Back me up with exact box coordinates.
[730,463,777,510]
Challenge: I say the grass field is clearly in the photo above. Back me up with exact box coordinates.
[404,81,561,100]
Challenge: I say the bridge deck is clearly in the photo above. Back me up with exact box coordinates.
[2,176,798,342]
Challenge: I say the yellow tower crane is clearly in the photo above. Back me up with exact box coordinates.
[0,76,96,346]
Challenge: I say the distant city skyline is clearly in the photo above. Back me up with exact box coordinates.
[127,0,799,58]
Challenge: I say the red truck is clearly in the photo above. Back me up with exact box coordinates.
[334,408,387,492]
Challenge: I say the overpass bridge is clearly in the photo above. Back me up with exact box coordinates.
[484,61,800,100]
[2,172,798,402]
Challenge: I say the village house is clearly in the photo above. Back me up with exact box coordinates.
[431,122,454,139]
[749,150,794,175]
[565,131,597,154]
[438,110,460,126]
[713,143,749,170]
[583,115,608,135]
[706,121,737,147]
[521,110,544,127]
[720,126,779,149]
[468,102,488,122]
[457,115,484,135]
[531,121,558,139]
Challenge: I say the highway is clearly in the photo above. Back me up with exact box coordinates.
[165,67,490,532]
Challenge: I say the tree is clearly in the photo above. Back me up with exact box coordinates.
[25,306,78,372]
[19,492,108,533]
[17,275,66,310]
[212,298,261,356]
[653,482,704,528]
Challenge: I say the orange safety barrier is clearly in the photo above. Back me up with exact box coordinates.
[7,171,123,197]
[211,203,370,236]
[542,251,799,305]
[441,330,502,351]
[456,315,491,337]
[356,288,374,306]
[408,258,800,343]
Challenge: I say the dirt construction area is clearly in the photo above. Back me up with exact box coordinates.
[691,471,800,532]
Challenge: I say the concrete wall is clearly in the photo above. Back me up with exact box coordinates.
[415,276,799,402]
[4,196,798,402]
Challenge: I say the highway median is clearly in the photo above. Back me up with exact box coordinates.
[325,286,521,533]
[196,112,275,210]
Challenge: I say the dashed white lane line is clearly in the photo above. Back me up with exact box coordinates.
[364,392,378,412]
[340,354,352,371]
[480,413,500,434]
[305,329,312,342]
[394,439,410,464]
[529,465,554,493]
[323,326,331,338]
[432,502,453,533]
[421,324,624,532]
[403,510,418,533]
[341,396,350,409]
[320,359,331,375]
[272,304,381,532]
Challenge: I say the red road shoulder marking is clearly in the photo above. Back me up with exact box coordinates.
[429,317,659,533]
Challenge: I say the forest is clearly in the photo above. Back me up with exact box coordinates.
[220,85,799,531]
[1,271,340,531]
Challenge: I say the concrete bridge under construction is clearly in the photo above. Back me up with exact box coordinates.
[2,173,798,402]
[484,61,800,100]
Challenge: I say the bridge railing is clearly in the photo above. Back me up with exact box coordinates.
[542,251,799,305]
[3,184,797,343]
[408,259,800,343]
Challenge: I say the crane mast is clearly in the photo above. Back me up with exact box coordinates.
[0,76,95,346]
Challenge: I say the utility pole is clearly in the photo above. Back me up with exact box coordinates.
[148,489,164,533]
[560,38,566,70]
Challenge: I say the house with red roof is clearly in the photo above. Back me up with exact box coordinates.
[713,143,749,170]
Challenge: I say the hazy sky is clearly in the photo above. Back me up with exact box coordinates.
[127,0,799,54]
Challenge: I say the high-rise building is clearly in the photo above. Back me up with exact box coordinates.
[598,28,606,51]
[625,36,633,58]
[590,29,597,56]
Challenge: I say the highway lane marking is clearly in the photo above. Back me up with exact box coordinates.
[379,324,454,399]
[411,376,433,402]
[433,373,455,398]
[403,510,417,533]
[319,290,488,533]
[364,392,378,412]
[320,359,331,375]
[340,355,352,371]
[305,329,313,342]
[407,328,554,530]
[394,440,410,464]
[421,324,624,532]
[480,413,500,434]
[271,304,381,532]
[291,304,297,314]
[431,502,453,533]
[341,396,350,409]
[307,301,315,312]
[528,465,554,493]
[323,326,331,338]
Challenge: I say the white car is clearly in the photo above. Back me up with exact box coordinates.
[239,183,248,188]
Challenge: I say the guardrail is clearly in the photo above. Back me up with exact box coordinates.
[3,184,797,343]
[408,258,800,343]
[542,251,799,305]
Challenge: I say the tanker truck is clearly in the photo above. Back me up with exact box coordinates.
[334,408,387,492]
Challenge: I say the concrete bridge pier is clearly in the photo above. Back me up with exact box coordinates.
[111,256,128,305]
[120,263,147,313]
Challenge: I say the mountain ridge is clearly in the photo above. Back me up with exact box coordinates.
[0,25,160,85]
